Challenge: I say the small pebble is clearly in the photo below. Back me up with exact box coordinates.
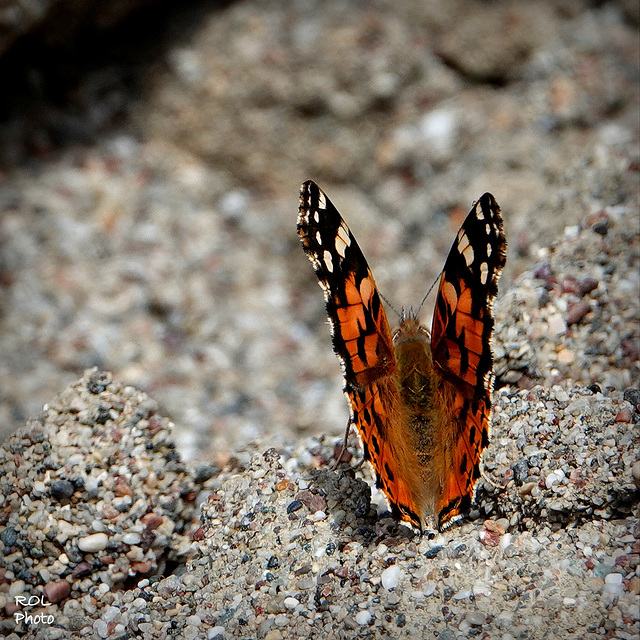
[566,301,590,325]
[381,565,401,590]
[50,480,75,500]
[355,610,372,625]
[547,313,567,335]
[43,579,71,603]
[77,533,109,553]
[465,611,487,626]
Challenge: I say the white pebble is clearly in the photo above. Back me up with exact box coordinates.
[545,470,565,489]
[472,581,491,597]
[33,481,46,494]
[499,533,513,553]
[603,572,624,594]
[381,564,402,590]
[122,533,142,545]
[94,620,109,638]
[208,626,226,639]
[77,532,109,553]
[547,313,566,335]
[284,596,299,610]
[355,610,372,625]
[274,613,289,627]
[102,606,120,623]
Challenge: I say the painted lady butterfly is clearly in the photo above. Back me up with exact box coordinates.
[298,180,506,531]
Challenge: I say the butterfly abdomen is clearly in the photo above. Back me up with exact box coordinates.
[392,316,453,528]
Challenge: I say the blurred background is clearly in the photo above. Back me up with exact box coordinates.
[0,0,638,460]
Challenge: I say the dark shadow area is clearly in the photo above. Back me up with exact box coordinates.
[0,0,233,165]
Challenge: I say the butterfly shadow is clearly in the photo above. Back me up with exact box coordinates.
[300,454,420,548]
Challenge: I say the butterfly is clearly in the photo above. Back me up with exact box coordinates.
[297,180,506,531]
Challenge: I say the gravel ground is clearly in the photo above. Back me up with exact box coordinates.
[0,364,637,638]
[0,1,638,637]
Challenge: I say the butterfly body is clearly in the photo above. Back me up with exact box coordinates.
[298,180,506,531]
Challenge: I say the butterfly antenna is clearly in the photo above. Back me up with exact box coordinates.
[380,291,402,321]
[416,270,443,315]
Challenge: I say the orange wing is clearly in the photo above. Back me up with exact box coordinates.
[298,181,424,528]
[430,193,506,527]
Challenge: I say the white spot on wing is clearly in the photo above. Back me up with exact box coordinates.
[457,230,470,254]
[318,191,327,209]
[475,204,485,220]
[487,242,492,257]
[335,222,351,258]
[316,231,322,245]
[462,244,474,267]
[480,261,489,284]
[314,211,320,224]
[323,249,334,273]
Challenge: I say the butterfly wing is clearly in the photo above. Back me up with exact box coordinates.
[298,180,395,388]
[430,193,506,528]
[298,181,424,528]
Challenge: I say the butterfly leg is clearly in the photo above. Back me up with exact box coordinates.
[480,468,504,489]
[330,423,352,469]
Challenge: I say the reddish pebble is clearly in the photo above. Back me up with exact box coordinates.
[615,554,639,570]
[43,580,71,603]
[561,276,580,294]
[71,561,93,578]
[334,566,349,579]
[579,276,599,295]
[295,489,327,513]
[566,301,590,325]
[517,375,536,390]
[484,520,506,535]
[615,407,633,423]
[534,262,553,281]
[141,512,163,530]
[131,561,153,575]
[191,526,205,541]
[480,521,504,547]
[102,504,120,519]
[480,529,501,547]
[114,479,133,497]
